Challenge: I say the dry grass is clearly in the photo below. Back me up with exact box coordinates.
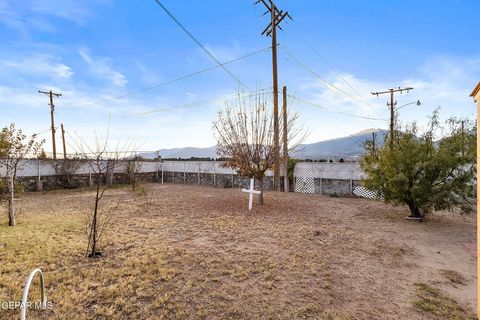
[0,183,476,319]
[439,269,467,286]
[413,283,477,320]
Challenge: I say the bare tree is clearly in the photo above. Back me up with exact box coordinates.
[52,157,82,189]
[213,93,306,204]
[71,129,133,257]
[0,124,44,226]
[125,157,142,191]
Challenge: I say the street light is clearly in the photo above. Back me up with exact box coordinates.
[395,100,421,111]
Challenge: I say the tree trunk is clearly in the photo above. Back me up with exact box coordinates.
[88,176,101,257]
[8,198,15,226]
[8,175,15,226]
[407,201,422,218]
[258,176,264,205]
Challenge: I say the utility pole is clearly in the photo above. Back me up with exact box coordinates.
[38,90,62,159]
[372,131,376,156]
[371,87,413,149]
[255,0,292,191]
[282,85,289,192]
[61,124,67,159]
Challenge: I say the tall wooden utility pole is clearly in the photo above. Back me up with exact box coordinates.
[282,85,289,192]
[255,0,292,191]
[371,131,376,156]
[371,87,413,149]
[38,90,62,159]
[61,124,67,159]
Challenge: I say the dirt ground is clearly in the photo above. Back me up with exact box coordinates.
[0,183,477,319]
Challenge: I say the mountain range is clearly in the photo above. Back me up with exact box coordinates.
[140,129,388,160]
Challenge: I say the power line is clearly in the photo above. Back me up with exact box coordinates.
[279,44,371,106]
[279,44,386,129]
[284,23,364,101]
[290,19,394,85]
[152,0,250,90]
[288,94,386,121]
[133,89,273,116]
[75,47,270,109]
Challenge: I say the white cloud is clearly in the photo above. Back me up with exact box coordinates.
[202,42,242,63]
[30,0,92,26]
[79,49,127,87]
[0,54,74,79]
[0,0,98,34]
[297,56,479,127]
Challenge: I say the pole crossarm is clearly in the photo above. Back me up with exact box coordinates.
[255,0,292,37]
[371,87,414,97]
[371,86,415,149]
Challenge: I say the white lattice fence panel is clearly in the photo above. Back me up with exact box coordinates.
[353,186,384,200]
[294,163,315,194]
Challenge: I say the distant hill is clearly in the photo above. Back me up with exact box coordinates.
[291,128,388,160]
[139,146,217,159]
[139,129,388,160]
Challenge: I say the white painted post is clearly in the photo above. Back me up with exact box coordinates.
[20,268,47,320]
[241,178,261,210]
[231,172,234,188]
[172,162,175,183]
[183,161,186,184]
[161,162,164,184]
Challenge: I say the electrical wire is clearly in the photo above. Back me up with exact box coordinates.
[279,44,386,129]
[133,89,273,116]
[152,0,250,90]
[288,94,385,121]
[75,47,271,109]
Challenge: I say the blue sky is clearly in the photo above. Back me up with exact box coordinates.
[0,0,479,152]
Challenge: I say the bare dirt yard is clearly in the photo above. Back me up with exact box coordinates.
[0,183,477,319]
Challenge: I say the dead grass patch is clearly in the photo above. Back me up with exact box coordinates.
[439,269,467,286]
[413,283,476,320]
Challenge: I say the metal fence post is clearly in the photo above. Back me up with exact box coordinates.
[88,165,93,187]
[37,160,43,191]
[213,158,216,188]
[350,166,353,195]
[197,161,200,185]
[320,168,323,195]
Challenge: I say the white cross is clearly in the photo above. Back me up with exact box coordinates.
[241,178,261,210]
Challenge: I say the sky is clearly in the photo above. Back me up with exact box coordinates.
[0,0,479,153]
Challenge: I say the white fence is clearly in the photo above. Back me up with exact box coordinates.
[293,162,364,180]
[293,162,363,194]
[0,159,274,178]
